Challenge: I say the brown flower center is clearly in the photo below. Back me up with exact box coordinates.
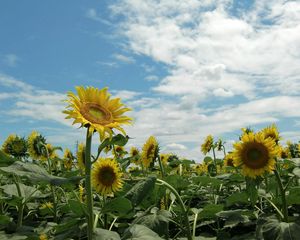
[98,166,116,187]
[242,142,269,169]
[81,103,113,125]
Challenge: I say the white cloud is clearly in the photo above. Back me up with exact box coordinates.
[113,54,135,64]
[2,54,20,67]
[164,143,187,151]
[111,90,142,100]
[145,75,159,81]
[86,8,112,25]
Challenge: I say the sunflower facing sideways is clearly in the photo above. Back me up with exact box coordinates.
[63,86,132,139]
[201,135,214,155]
[28,131,47,161]
[2,134,28,158]
[233,132,279,178]
[260,123,281,144]
[91,158,123,195]
[141,136,159,168]
[224,152,234,167]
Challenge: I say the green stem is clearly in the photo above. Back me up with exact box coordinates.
[157,155,165,179]
[192,211,198,238]
[274,169,288,222]
[13,175,24,228]
[85,127,94,239]
[156,178,193,240]
[259,195,284,220]
[212,147,217,175]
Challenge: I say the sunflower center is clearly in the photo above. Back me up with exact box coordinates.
[146,144,154,159]
[242,142,269,169]
[98,166,116,187]
[81,103,113,125]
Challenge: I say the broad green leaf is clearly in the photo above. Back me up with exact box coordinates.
[125,177,156,206]
[0,183,42,200]
[133,207,172,236]
[165,175,189,191]
[0,161,81,187]
[293,167,300,178]
[246,178,258,205]
[192,176,221,187]
[102,197,132,216]
[68,199,87,217]
[0,232,27,240]
[198,204,223,220]
[226,192,249,207]
[286,187,300,205]
[94,228,121,240]
[257,216,300,240]
[0,215,11,230]
[0,150,16,167]
[203,156,213,164]
[124,224,164,240]
[216,210,250,228]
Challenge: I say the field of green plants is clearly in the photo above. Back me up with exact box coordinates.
[0,86,300,240]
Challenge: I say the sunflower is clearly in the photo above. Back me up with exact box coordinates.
[194,163,208,175]
[79,184,85,203]
[76,143,86,171]
[39,233,48,240]
[2,134,28,158]
[201,135,214,155]
[261,124,281,144]
[224,153,234,167]
[63,86,132,139]
[28,131,47,161]
[91,158,123,195]
[233,132,279,178]
[141,136,159,168]
[40,202,53,210]
[63,148,74,170]
[130,146,140,164]
[160,153,171,166]
[113,145,125,158]
[278,145,291,159]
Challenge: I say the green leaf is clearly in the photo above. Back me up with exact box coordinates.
[293,167,300,178]
[226,192,249,207]
[246,178,258,205]
[0,183,42,200]
[0,161,81,187]
[216,210,250,228]
[0,232,27,240]
[287,187,300,205]
[102,197,132,216]
[198,204,224,220]
[133,207,172,236]
[257,216,300,240]
[125,177,156,206]
[165,175,189,191]
[124,224,164,240]
[192,176,222,187]
[68,199,87,217]
[203,156,213,164]
[94,228,121,240]
[0,150,16,167]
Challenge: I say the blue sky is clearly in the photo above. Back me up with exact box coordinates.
[0,0,300,161]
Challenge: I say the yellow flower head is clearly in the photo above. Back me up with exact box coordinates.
[40,202,53,210]
[233,132,279,178]
[2,134,28,158]
[160,153,171,165]
[63,148,74,170]
[261,123,281,144]
[27,131,47,161]
[63,86,132,140]
[130,146,140,164]
[91,158,123,195]
[76,143,86,171]
[141,136,159,168]
[224,153,235,167]
[114,145,125,158]
[79,183,85,203]
[39,233,48,240]
[201,135,214,155]
[278,145,291,159]
[194,163,208,175]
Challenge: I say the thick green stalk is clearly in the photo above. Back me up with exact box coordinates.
[212,147,217,174]
[156,178,193,240]
[13,175,24,228]
[157,155,165,179]
[274,169,288,222]
[85,127,94,239]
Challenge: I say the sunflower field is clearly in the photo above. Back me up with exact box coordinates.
[1,86,300,240]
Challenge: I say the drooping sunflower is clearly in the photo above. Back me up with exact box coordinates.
[28,131,47,161]
[141,136,159,168]
[63,148,74,170]
[233,132,279,178]
[63,86,132,139]
[76,143,86,171]
[130,146,140,164]
[224,153,234,167]
[2,134,28,158]
[201,135,214,155]
[91,158,123,195]
[260,123,281,144]
[113,145,126,158]
[160,153,171,166]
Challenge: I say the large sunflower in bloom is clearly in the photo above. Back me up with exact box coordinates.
[2,134,28,158]
[201,135,214,155]
[233,132,279,178]
[141,136,159,168]
[63,86,132,139]
[260,124,281,144]
[91,158,123,195]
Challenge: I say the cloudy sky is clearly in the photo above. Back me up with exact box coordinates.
[0,0,299,161]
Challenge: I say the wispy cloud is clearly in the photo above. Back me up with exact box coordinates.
[113,54,135,64]
[86,8,112,26]
[2,54,20,67]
